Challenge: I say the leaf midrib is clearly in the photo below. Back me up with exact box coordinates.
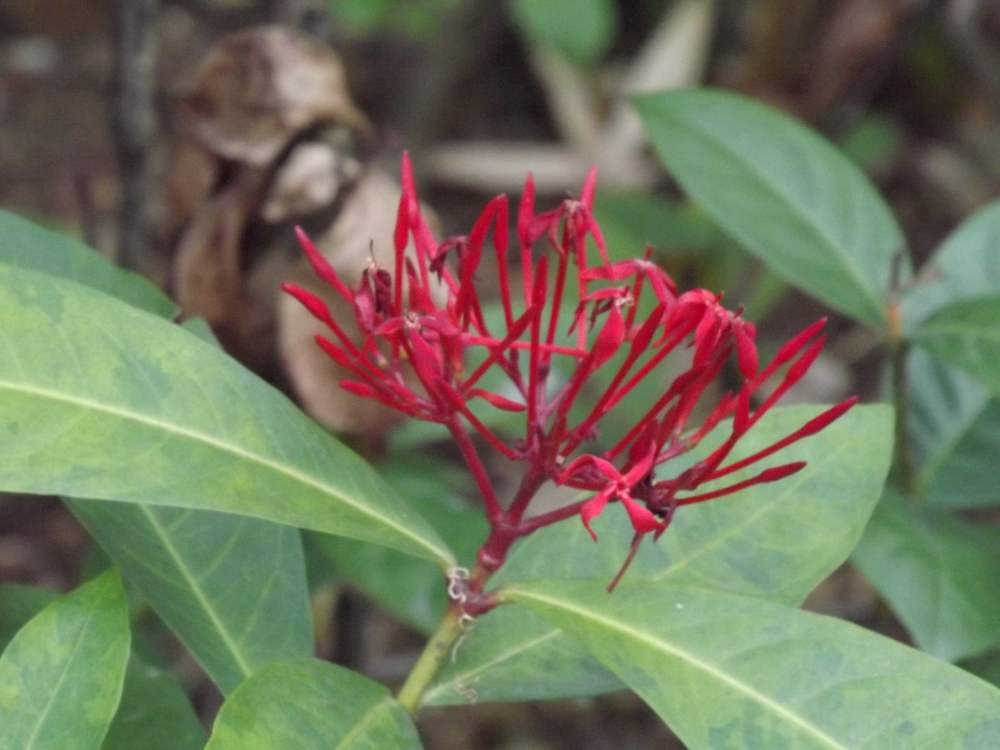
[423,628,562,704]
[140,505,255,686]
[22,597,101,749]
[0,378,451,566]
[334,696,396,749]
[510,587,846,750]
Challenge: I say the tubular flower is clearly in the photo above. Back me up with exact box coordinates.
[284,153,856,592]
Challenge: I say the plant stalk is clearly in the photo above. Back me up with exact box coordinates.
[396,606,464,715]
[887,301,918,497]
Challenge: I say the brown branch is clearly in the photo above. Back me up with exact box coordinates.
[111,0,160,271]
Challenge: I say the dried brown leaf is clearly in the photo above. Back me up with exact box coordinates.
[173,168,262,326]
[164,139,219,231]
[176,25,368,165]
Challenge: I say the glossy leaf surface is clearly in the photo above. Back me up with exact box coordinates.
[0,265,453,567]
[636,89,905,327]
[509,579,1000,749]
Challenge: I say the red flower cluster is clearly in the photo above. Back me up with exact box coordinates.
[283,154,855,592]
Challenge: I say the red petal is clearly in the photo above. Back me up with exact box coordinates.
[518,172,536,305]
[580,165,598,210]
[489,196,513,328]
[646,266,677,304]
[734,384,752,434]
[797,395,858,436]
[399,152,436,288]
[734,323,758,379]
[469,388,526,412]
[393,192,409,254]
[353,281,376,331]
[582,209,610,266]
[400,151,419,214]
[580,488,613,541]
[281,283,333,327]
[404,332,446,412]
[709,397,858,480]
[294,227,353,304]
[620,495,666,534]
[676,461,807,506]
[592,305,626,369]
[393,198,408,311]
[339,380,376,398]
[758,462,808,482]
[314,334,353,368]
[757,317,826,384]
[582,260,638,282]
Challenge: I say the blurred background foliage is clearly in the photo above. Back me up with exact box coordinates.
[1,0,999,747]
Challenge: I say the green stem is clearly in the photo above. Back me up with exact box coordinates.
[396,607,463,715]
[887,303,918,497]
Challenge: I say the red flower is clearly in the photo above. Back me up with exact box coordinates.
[284,153,856,593]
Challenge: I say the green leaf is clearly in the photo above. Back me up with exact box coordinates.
[426,404,894,704]
[103,655,205,750]
[0,265,454,567]
[903,199,1000,331]
[309,454,486,634]
[508,0,616,67]
[0,584,57,650]
[508,579,1000,749]
[69,500,312,694]
[66,316,313,695]
[0,570,131,750]
[853,488,1000,662]
[908,349,1000,509]
[0,210,175,317]
[592,192,731,261]
[205,658,420,749]
[914,295,1000,393]
[635,89,906,328]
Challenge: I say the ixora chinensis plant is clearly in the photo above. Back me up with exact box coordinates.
[0,90,999,749]
[283,152,855,608]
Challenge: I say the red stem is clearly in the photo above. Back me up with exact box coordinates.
[516,496,589,534]
[506,458,550,523]
[543,251,569,367]
[447,416,503,524]
[460,304,539,391]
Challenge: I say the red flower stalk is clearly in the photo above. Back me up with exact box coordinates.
[284,153,856,599]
